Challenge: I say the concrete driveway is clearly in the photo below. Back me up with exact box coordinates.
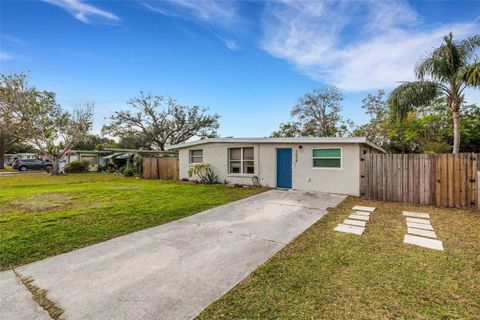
[2,189,345,320]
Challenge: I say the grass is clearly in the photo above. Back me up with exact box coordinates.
[0,173,267,270]
[199,197,480,319]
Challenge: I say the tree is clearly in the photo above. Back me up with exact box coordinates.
[271,121,301,137]
[388,33,480,153]
[0,73,38,168]
[352,90,390,148]
[72,134,117,150]
[103,92,220,150]
[272,86,352,137]
[24,101,94,174]
[0,73,93,174]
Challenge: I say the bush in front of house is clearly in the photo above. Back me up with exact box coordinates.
[123,167,135,177]
[187,163,218,184]
[64,160,90,173]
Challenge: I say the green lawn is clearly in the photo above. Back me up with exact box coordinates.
[0,173,267,270]
[199,197,480,319]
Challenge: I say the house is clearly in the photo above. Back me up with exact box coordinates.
[170,137,385,196]
[61,148,172,171]
[3,153,39,165]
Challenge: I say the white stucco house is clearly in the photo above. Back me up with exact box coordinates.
[170,137,385,196]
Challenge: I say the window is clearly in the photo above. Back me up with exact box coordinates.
[189,149,203,164]
[312,148,341,168]
[229,147,254,174]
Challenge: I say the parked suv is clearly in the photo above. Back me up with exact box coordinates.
[13,159,53,172]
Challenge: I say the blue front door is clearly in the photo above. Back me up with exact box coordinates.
[276,148,292,188]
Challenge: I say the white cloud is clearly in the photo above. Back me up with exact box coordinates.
[0,52,12,61]
[1,34,25,46]
[42,0,119,24]
[141,0,240,50]
[214,34,240,50]
[141,0,237,27]
[261,0,480,91]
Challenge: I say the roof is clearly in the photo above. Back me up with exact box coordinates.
[103,148,175,154]
[169,137,386,153]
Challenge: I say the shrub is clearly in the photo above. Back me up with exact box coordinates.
[187,163,218,184]
[104,163,116,173]
[123,167,135,177]
[64,160,90,173]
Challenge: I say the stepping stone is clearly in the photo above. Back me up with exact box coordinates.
[353,211,370,216]
[343,219,366,227]
[406,217,431,225]
[334,224,365,235]
[403,211,429,219]
[404,234,443,251]
[349,214,369,221]
[408,227,437,239]
[407,222,434,231]
[352,206,375,212]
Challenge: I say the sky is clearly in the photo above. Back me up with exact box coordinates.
[1,0,479,137]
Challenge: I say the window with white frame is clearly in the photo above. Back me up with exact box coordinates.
[312,148,341,168]
[228,147,254,174]
[189,149,203,164]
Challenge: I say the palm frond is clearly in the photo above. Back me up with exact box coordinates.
[459,63,480,87]
[415,32,479,82]
[459,35,480,58]
[388,81,440,121]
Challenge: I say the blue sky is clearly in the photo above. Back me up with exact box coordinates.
[1,0,479,137]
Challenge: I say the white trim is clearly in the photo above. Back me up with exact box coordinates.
[169,137,386,153]
[311,147,342,170]
[228,146,254,175]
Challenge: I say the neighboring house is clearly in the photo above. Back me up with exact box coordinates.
[4,153,39,165]
[170,137,385,196]
[61,148,171,171]
[64,150,112,166]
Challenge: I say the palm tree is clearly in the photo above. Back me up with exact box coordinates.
[388,33,480,153]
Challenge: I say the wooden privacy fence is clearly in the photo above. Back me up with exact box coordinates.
[142,157,179,180]
[360,153,479,208]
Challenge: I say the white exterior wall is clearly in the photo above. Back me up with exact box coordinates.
[179,142,364,196]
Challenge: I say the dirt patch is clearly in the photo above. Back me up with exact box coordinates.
[111,185,142,190]
[12,193,73,213]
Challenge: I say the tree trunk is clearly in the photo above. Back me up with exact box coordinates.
[0,135,4,169]
[452,110,461,154]
[50,157,61,175]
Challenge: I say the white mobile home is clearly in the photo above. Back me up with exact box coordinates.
[171,137,385,196]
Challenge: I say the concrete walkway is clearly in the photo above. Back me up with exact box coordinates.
[2,189,345,320]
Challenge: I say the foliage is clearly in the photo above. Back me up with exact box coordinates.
[64,160,90,173]
[4,141,37,154]
[272,86,353,137]
[355,91,480,153]
[352,90,390,148]
[117,132,153,150]
[252,175,260,187]
[187,163,219,184]
[123,167,135,177]
[0,73,39,168]
[102,92,220,150]
[271,122,301,137]
[0,73,93,174]
[72,134,116,150]
[388,33,480,153]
